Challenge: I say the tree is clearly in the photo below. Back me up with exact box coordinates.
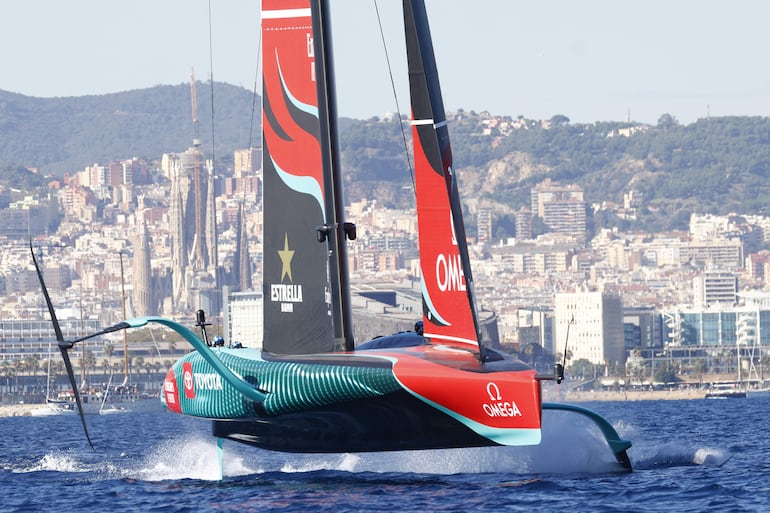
[80,350,97,379]
[133,355,145,373]
[104,343,115,362]
[653,364,679,384]
[550,114,570,127]
[569,358,597,380]
[657,113,679,129]
[23,355,41,377]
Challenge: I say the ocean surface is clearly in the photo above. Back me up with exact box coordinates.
[1,398,768,512]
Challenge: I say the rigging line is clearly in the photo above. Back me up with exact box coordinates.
[373,0,415,193]
[208,0,216,167]
[249,30,263,150]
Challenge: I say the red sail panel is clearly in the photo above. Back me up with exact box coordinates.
[406,0,480,351]
[413,123,478,349]
[261,0,334,354]
[262,1,323,204]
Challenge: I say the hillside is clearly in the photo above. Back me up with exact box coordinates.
[2,85,770,234]
[339,113,770,234]
[0,83,259,174]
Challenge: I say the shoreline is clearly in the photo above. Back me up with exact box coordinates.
[546,388,707,402]
[0,389,711,418]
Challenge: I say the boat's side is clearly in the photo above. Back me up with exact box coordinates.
[162,343,543,452]
[705,390,747,399]
[212,389,497,452]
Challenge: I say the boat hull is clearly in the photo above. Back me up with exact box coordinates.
[163,343,543,452]
[212,390,497,452]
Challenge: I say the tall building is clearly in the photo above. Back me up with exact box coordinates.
[234,148,261,178]
[477,208,492,244]
[554,291,625,367]
[168,144,220,314]
[515,206,532,241]
[227,148,261,197]
[224,288,263,348]
[132,217,154,317]
[530,178,586,240]
[234,202,252,291]
[693,270,738,307]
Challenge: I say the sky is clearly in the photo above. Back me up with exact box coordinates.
[2,1,770,125]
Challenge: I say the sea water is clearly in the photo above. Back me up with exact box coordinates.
[1,398,768,512]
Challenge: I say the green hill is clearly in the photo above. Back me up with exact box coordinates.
[339,113,770,233]
[3,84,770,235]
[0,82,259,174]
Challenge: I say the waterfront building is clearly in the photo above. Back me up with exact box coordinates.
[661,305,770,348]
[224,288,263,349]
[554,291,625,367]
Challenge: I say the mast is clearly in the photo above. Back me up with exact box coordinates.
[310,0,354,351]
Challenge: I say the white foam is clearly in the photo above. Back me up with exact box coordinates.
[17,452,88,474]
[130,435,258,481]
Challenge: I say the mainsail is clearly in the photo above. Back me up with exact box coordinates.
[261,0,353,354]
[261,1,333,354]
[406,0,483,355]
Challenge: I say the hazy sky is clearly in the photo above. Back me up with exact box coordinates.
[3,1,770,125]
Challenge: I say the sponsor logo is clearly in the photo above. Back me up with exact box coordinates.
[163,370,182,413]
[163,380,177,405]
[483,382,522,418]
[271,233,303,313]
[435,253,465,292]
[434,211,466,292]
[306,33,315,82]
[271,284,303,302]
[183,362,195,399]
[194,373,224,391]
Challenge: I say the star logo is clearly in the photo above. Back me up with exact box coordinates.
[278,233,295,282]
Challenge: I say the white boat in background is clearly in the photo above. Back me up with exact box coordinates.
[746,387,770,399]
[99,383,161,414]
[31,385,160,416]
[31,254,162,416]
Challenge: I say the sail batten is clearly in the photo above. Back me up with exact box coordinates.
[262,8,311,19]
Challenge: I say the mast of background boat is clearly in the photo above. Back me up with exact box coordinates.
[119,252,129,386]
[311,0,355,351]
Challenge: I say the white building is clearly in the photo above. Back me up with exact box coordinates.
[224,289,263,349]
[693,270,737,307]
[554,291,625,367]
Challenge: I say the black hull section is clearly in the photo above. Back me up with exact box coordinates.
[212,390,494,452]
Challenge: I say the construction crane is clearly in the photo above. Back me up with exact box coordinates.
[190,67,200,148]
[190,67,206,268]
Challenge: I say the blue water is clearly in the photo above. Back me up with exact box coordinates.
[1,399,768,512]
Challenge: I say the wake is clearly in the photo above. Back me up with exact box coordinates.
[8,412,728,481]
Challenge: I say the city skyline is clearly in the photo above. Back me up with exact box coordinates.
[2,1,770,125]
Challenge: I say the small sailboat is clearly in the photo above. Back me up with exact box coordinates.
[30,256,161,417]
[34,0,631,468]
